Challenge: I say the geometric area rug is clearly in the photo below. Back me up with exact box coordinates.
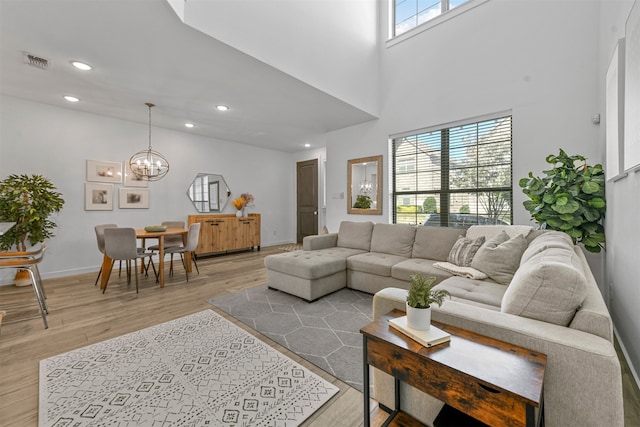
[39,309,339,426]
[208,285,373,393]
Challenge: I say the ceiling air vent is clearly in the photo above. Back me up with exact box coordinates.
[23,52,50,70]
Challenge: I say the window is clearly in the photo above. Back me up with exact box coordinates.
[392,114,512,229]
[393,0,470,37]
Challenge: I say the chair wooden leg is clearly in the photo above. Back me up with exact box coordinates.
[94,266,102,286]
[134,259,139,293]
[192,252,199,275]
[103,260,115,294]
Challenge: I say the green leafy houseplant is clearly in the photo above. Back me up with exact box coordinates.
[519,149,606,253]
[406,273,450,309]
[0,174,65,252]
[353,194,372,209]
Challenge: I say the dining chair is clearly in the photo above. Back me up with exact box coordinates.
[0,245,48,328]
[103,228,156,293]
[94,224,118,286]
[165,222,201,282]
[146,221,185,251]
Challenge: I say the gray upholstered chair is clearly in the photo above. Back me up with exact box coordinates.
[94,223,118,286]
[165,222,201,281]
[103,228,155,293]
[146,221,185,251]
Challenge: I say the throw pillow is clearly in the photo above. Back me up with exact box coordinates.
[471,231,528,285]
[447,236,485,267]
[501,248,587,326]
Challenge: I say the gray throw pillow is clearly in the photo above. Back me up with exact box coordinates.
[471,231,528,285]
[447,236,485,267]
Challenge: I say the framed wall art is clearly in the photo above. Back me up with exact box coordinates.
[124,167,148,187]
[119,188,150,209]
[86,160,122,183]
[85,183,114,211]
[606,38,626,181]
[624,0,640,171]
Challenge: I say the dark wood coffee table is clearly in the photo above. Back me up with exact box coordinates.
[361,309,546,427]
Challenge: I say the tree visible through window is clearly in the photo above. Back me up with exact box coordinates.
[393,0,470,37]
[392,115,512,228]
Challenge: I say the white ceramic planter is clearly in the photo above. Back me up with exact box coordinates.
[406,302,431,331]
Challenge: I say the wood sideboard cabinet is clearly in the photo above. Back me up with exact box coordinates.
[187,213,261,256]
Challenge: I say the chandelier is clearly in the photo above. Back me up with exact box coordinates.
[129,103,169,181]
[359,163,372,194]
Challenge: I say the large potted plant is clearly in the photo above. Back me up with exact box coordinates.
[519,149,606,253]
[0,174,65,285]
[406,273,450,331]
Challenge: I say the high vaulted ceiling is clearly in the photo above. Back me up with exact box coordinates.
[0,0,377,152]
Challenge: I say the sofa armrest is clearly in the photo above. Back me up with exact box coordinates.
[372,288,624,427]
[303,233,338,251]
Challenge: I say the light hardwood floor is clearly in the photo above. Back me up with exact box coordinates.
[0,246,638,427]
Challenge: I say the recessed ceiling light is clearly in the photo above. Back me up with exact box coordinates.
[216,105,229,112]
[71,61,92,71]
[184,123,195,128]
[64,95,79,102]
[304,143,311,148]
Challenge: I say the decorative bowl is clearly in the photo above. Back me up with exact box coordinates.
[144,225,167,232]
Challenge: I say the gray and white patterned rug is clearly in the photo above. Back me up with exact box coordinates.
[39,309,338,426]
[208,285,373,392]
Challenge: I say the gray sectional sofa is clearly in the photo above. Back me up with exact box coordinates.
[263,221,623,427]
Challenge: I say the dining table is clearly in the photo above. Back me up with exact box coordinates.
[99,227,190,291]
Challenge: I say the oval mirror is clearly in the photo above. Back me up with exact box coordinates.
[187,173,231,213]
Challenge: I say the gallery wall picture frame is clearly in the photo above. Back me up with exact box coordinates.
[86,160,122,183]
[85,183,114,211]
[606,38,626,181]
[624,0,640,171]
[119,188,150,209]
[124,166,148,188]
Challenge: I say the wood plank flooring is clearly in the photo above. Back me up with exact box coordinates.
[0,246,638,426]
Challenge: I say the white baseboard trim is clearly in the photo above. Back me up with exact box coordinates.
[614,325,640,392]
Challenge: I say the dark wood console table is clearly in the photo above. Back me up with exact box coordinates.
[361,309,546,427]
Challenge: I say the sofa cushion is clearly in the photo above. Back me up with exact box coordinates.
[370,223,416,257]
[471,231,528,285]
[391,258,454,284]
[434,276,505,309]
[466,224,533,240]
[447,236,485,267]
[337,221,374,251]
[520,230,574,265]
[347,252,408,277]
[501,247,588,326]
[264,251,345,280]
[412,226,462,261]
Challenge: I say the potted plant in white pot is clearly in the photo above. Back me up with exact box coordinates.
[0,174,64,285]
[406,273,450,331]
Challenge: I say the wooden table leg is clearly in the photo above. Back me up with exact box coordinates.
[158,235,165,288]
[100,254,113,291]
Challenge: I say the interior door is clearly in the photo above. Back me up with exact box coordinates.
[297,159,318,243]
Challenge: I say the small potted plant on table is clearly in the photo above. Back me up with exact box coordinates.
[406,273,450,331]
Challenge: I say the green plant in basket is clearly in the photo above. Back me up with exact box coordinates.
[519,149,606,253]
[406,273,450,309]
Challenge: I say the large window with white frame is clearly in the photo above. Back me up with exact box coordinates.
[393,0,471,37]
[392,114,513,228]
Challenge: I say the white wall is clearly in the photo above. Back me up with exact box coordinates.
[0,96,295,282]
[598,0,640,388]
[177,0,380,116]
